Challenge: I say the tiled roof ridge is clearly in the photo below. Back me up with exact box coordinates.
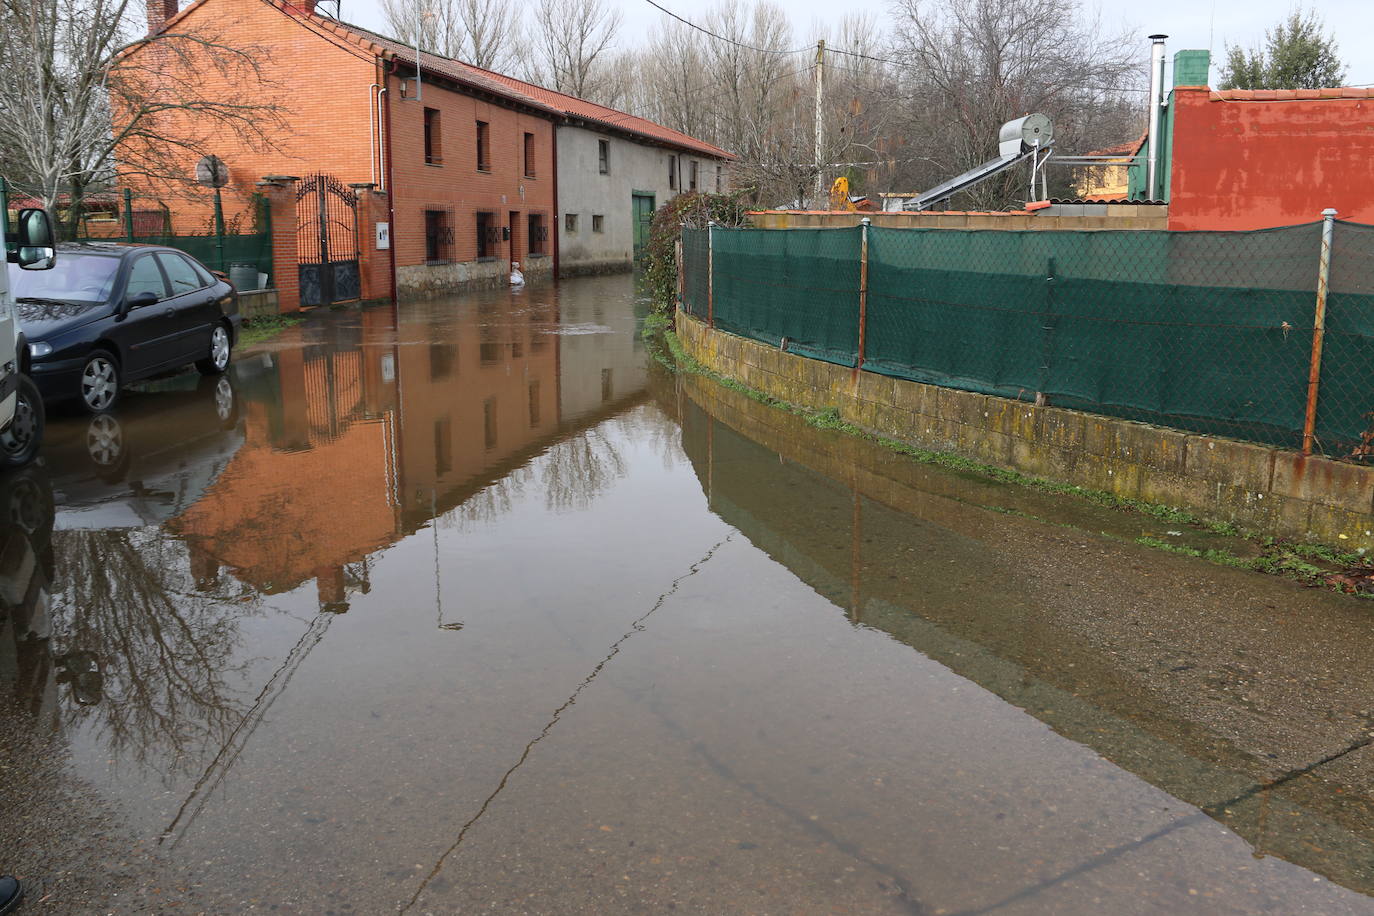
[337,18,732,159]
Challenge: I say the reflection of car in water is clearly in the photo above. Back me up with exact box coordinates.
[44,371,245,529]
[0,465,88,720]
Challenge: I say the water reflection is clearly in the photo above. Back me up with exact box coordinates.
[24,275,654,782]
[11,274,1371,912]
[674,369,1374,901]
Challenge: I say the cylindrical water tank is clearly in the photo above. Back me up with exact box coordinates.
[998,114,1053,158]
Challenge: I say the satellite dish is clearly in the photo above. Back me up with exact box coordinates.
[195,155,229,188]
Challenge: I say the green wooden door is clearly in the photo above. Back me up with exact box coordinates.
[632,193,655,260]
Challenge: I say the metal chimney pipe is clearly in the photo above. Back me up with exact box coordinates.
[1146,34,1168,200]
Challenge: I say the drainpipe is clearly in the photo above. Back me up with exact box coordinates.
[384,59,398,305]
[1146,34,1168,200]
[551,124,560,280]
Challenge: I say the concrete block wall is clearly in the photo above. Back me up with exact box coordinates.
[678,312,1374,551]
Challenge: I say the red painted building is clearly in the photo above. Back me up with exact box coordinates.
[1167,86,1374,231]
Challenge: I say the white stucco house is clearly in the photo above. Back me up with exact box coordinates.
[451,65,735,276]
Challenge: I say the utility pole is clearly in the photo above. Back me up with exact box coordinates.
[814,39,825,208]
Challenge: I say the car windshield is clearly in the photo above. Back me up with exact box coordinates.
[6,253,120,305]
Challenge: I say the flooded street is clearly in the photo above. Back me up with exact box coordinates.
[3,274,1374,914]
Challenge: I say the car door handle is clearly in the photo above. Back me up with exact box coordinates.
[163,308,175,318]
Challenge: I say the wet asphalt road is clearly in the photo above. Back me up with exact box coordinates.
[2,274,1373,914]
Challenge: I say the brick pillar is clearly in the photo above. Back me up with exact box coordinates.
[357,191,392,301]
[265,187,299,313]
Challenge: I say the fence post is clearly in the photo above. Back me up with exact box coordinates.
[123,188,134,240]
[1302,208,1339,455]
[707,220,716,329]
[676,221,686,312]
[856,217,870,372]
[213,187,227,272]
[1036,256,1057,407]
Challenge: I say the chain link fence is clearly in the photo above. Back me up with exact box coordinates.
[681,219,1374,460]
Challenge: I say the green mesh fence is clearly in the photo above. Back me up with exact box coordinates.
[136,233,273,277]
[712,227,861,367]
[685,219,1374,460]
[682,227,708,318]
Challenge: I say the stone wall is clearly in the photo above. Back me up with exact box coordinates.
[677,311,1374,550]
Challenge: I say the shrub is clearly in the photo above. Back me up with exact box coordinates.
[642,190,752,312]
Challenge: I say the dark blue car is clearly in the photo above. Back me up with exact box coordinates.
[7,242,241,413]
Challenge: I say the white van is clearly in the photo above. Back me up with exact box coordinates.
[0,208,54,466]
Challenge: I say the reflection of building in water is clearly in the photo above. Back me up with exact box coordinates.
[173,288,652,606]
[555,278,649,424]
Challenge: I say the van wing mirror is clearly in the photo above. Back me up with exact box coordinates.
[13,208,56,270]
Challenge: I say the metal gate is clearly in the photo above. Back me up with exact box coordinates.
[296,174,360,306]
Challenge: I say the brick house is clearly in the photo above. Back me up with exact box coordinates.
[447,68,735,275]
[124,0,562,307]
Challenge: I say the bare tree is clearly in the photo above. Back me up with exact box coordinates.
[379,0,520,72]
[528,0,622,102]
[0,0,283,237]
[888,0,1140,209]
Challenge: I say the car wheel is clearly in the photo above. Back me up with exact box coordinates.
[79,350,121,414]
[0,375,45,468]
[198,323,232,375]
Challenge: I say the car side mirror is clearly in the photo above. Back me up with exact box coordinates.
[124,290,158,313]
[14,209,56,271]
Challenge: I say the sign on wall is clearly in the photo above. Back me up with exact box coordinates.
[376,222,391,250]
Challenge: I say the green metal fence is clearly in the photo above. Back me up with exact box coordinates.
[1,180,273,280]
[681,218,1374,459]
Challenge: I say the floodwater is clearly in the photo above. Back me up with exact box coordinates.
[3,274,1374,914]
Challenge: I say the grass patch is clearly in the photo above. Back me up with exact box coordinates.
[647,321,1374,595]
[239,314,303,347]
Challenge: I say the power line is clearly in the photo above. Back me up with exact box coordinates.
[641,0,810,55]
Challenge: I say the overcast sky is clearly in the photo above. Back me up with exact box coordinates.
[340,0,1374,90]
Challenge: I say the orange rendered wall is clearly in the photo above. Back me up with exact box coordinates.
[1168,87,1374,230]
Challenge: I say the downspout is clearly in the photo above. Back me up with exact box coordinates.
[551,124,560,280]
[384,59,399,305]
[1146,34,1168,200]
[369,83,381,187]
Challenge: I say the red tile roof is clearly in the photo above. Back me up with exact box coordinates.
[1209,87,1374,101]
[343,21,732,160]
[146,0,731,159]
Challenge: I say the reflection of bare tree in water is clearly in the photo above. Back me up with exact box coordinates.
[539,428,627,512]
[50,529,260,781]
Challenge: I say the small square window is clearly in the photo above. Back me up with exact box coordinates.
[592,214,604,233]
[598,139,610,174]
[565,213,578,233]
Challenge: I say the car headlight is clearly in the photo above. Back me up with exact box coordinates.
[28,342,52,359]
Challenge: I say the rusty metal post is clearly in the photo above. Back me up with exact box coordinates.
[1302,208,1338,455]
[707,221,716,328]
[856,217,870,372]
